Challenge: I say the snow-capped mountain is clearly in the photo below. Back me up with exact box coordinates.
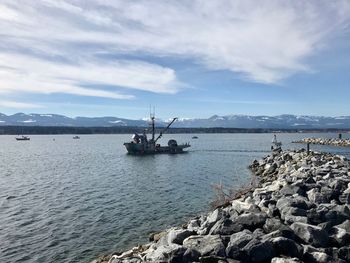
[0,113,350,128]
[173,114,350,128]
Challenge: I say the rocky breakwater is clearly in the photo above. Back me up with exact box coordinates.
[94,149,350,263]
[293,137,350,147]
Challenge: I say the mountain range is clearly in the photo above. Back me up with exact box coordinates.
[1,113,350,129]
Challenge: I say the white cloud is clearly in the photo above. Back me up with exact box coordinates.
[0,53,179,98]
[0,100,44,109]
[0,0,349,101]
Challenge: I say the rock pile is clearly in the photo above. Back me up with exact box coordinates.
[293,138,350,147]
[93,149,350,263]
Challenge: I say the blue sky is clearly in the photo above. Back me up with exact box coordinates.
[0,0,349,119]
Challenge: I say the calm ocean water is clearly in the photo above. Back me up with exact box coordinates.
[1,133,350,263]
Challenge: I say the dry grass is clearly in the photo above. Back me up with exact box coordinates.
[210,174,258,209]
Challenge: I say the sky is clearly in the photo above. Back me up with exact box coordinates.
[0,0,350,119]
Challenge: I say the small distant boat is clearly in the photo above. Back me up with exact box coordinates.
[192,136,199,139]
[73,136,80,139]
[15,135,30,141]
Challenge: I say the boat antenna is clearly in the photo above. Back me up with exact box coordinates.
[150,105,155,142]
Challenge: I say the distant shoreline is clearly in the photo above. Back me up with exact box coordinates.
[1,126,350,135]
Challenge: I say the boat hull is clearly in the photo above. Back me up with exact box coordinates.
[123,142,190,155]
[15,138,30,141]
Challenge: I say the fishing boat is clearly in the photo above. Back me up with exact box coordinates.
[15,135,30,141]
[123,115,190,155]
[192,136,199,139]
[73,136,80,139]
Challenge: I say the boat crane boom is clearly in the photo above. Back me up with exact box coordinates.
[154,117,177,143]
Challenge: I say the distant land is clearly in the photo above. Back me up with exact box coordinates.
[1,113,350,129]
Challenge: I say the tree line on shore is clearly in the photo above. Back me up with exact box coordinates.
[1,126,350,135]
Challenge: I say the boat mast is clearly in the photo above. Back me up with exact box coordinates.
[150,106,155,142]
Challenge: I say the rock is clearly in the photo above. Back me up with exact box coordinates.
[199,256,227,263]
[187,219,201,232]
[279,184,305,196]
[209,218,243,235]
[243,239,275,263]
[290,222,328,247]
[338,246,350,261]
[303,251,333,263]
[339,192,350,204]
[231,200,260,214]
[234,212,267,231]
[203,208,226,230]
[145,243,187,263]
[166,229,195,245]
[271,257,302,263]
[183,248,201,262]
[252,228,265,239]
[336,219,350,232]
[228,229,253,248]
[276,197,309,212]
[270,237,303,258]
[262,228,296,240]
[307,188,329,204]
[150,231,167,242]
[280,207,307,223]
[225,244,241,259]
[183,235,225,257]
[263,218,286,233]
[283,214,308,225]
[329,226,350,246]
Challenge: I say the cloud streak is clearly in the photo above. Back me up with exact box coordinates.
[0,100,44,109]
[0,0,349,102]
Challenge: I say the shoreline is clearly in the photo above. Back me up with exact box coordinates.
[93,149,350,263]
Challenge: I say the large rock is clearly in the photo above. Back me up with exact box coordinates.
[231,200,260,214]
[307,188,330,204]
[145,243,187,263]
[166,229,195,245]
[279,184,305,196]
[183,235,225,257]
[209,218,243,235]
[338,246,350,262]
[329,226,350,247]
[276,197,309,212]
[228,229,253,248]
[271,258,302,263]
[242,239,275,263]
[290,222,328,247]
[270,237,303,258]
[234,212,267,231]
[302,251,341,263]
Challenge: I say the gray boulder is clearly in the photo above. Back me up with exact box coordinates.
[209,218,243,235]
[145,243,187,263]
[271,257,302,263]
[183,235,225,257]
[234,212,267,231]
[228,229,253,248]
[270,237,303,258]
[329,226,350,247]
[338,246,350,262]
[242,239,275,263]
[166,229,195,245]
[290,222,328,247]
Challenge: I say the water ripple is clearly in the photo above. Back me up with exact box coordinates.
[0,133,349,263]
